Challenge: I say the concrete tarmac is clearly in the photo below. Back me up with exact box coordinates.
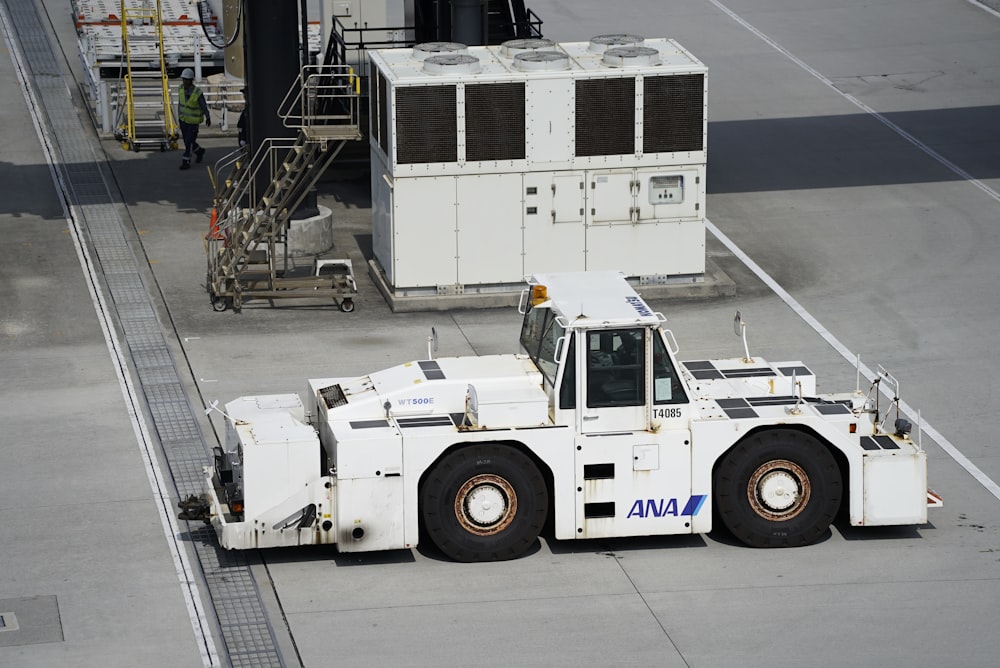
[2,0,999,666]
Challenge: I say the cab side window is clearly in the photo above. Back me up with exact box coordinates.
[587,329,645,407]
[558,334,576,410]
[653,332,686,404]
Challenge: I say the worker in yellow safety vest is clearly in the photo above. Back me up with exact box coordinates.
[177,68,211,170]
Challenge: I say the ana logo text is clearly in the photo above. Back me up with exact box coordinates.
[626,494,706,519]
[625,295,653,317]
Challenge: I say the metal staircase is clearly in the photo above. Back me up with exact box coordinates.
[206,65,362,313]
[114,0,179,152]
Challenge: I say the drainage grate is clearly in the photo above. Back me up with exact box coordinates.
[3,1,283,665]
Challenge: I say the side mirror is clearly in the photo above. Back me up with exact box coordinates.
[427,326,438,360]
[734,311,752,362]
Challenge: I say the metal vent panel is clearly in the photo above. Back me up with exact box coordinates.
[377,69,389,156]
[715,398,759,419]
[584,502,616,518]
[396,415,455,428]
[418,360,446,380]
[319,384,347,409]
[395,85,457,164]
[815,403,852,415]
[722,367,777,379]
[576,77,635,157]
[584,463,615,480]
[643,74,704,153]
[465,82,525,161]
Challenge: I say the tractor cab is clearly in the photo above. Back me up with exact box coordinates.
[519,271,690,434]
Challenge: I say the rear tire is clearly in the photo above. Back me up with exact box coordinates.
[421,443,547,562]
[714,430,841,547]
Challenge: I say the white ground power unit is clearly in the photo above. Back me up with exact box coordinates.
[367,35,708,295]
[190,271,941,562]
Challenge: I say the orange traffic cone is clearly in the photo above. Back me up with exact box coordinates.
[206,207,223,240]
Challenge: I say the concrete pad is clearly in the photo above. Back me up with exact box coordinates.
[6,0,1000,667]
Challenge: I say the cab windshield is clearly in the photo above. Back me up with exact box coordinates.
[519,304,565,387]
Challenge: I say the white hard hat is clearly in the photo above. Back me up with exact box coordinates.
[181,68,195,80]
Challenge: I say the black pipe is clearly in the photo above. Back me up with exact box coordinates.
[451,0,486,45]
[300,0,309,67]
[243,0,317,217]
[436,0,452,41]
[243,0,298,157]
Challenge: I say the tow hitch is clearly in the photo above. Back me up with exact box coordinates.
[177,494,211,522]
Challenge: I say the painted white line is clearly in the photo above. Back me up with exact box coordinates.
[708,0,1000,205]
[706,1,1000,501]
[967,0,1000,20]
[708,220,1000,502]
[0,6,221,666]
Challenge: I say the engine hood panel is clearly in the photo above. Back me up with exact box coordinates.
[681,356,816,399]
[309,354,545,423]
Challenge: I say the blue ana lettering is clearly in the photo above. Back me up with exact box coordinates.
[627,495,706,519]
[625,295,653,317]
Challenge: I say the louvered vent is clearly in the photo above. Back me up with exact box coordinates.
[643,74,705,153]
[465,82,525,161]
[422,54,481,76]
[370,68,388,156]
[369,69,378,146]
[588,33,644,53]
[575,77,635,157]
[602,46,660,68]
[377,69,389,156]
[412,41,468,61]
[318,384,347,409]
[395,85,457,164]
[512,51,569,72]
[500,38,556,58]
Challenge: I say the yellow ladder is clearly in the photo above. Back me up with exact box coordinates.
[115,0,178,152]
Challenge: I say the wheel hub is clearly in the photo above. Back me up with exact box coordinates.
[747,459,810,521]
[455,474,517,536]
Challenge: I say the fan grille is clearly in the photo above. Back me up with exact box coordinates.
[575,77,636,157]
[643,74,705,153]
[395,85,458,164]
[465,82,526,162]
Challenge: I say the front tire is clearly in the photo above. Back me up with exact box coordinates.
[714,430,842,548]
[421,443,548,562]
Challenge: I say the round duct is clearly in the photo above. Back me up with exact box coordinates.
[412,42,468,61]
[500,38,556,58]
[588,34,644,53]
[512,50,570,72]
[422,54,482,75]
[602,46,661,68]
